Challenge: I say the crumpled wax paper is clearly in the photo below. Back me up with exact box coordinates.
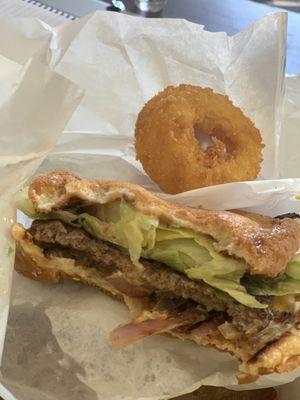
[0,54,83,397]
[0,52,82,338]
[0,10,299,400]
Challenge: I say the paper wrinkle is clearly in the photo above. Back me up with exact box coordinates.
[0,10,299,400]
[0,18,53,65]
[279,75,300,178]
[0,57,83,158]
[225,13,287,179]
[159,179,300,215]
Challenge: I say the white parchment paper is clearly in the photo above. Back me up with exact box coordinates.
[0,53,82,348]
[0,52,82,399]
[0,10,299,400]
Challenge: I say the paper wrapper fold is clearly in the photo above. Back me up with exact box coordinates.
[0,10,300,400]
[0,51,83,397]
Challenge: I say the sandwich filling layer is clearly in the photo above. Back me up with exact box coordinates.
[18,195,300,308]
[27,218,297,359]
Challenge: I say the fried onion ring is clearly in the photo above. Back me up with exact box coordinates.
[135,85,264,194]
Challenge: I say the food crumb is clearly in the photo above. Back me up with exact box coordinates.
[7,245,14,256]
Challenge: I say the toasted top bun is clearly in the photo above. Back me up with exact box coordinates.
[27,170,300,277]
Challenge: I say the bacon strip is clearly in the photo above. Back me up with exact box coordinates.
[110,309,204,350]
[190,319,222,337]
[105,274,151,298]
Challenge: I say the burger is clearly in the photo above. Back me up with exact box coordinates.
[12,171,300,383]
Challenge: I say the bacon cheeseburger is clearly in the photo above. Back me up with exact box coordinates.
[12,171,300,383]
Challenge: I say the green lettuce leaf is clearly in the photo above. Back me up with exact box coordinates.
[156,226,246,276]
[242,255,300,297]
[67,203,158,266]
[153,226,246,277]
[155,226,196,241]
[243,275,300,297]
[143,238,211,273]
[16,188,39,219]
[187,265,266,309]
[285,254,300,279]
[142,226,265,308]
[119,202,158,264]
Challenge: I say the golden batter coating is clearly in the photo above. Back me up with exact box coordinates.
[135,84,264,194]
